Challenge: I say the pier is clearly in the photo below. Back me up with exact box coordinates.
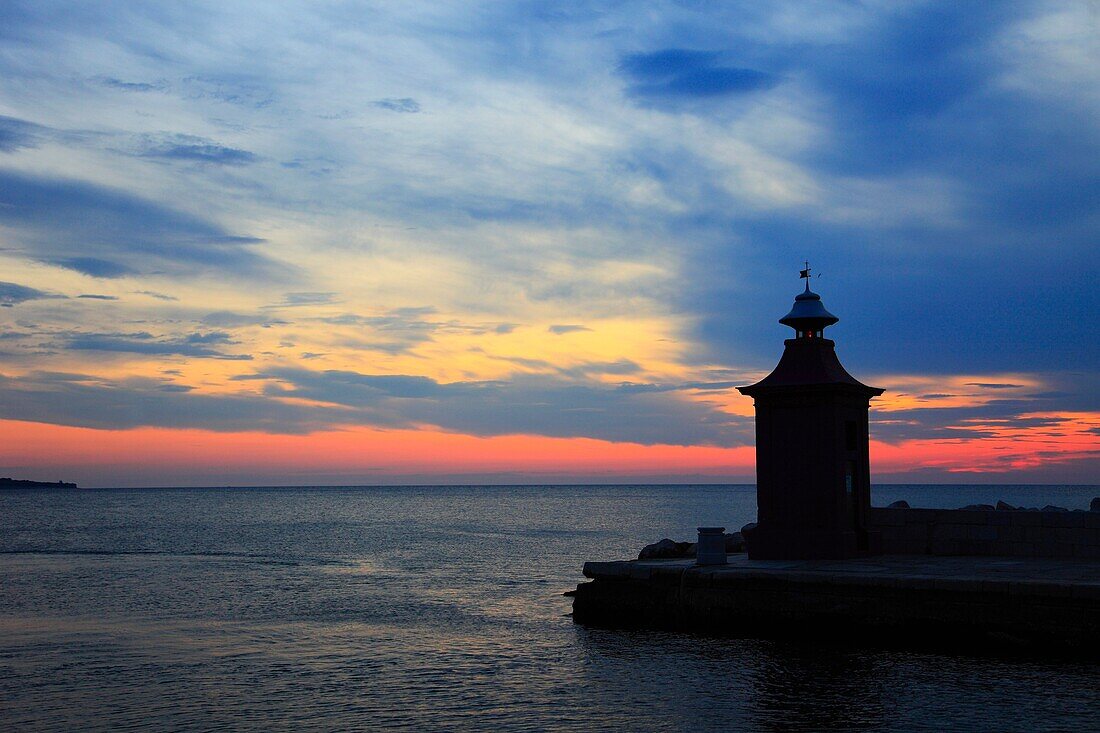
[573,552,1100,652]
[573,273,1100,655]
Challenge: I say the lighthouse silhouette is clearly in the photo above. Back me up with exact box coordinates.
[738,267,884,560]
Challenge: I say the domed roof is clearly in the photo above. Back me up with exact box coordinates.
[779,282,838,331]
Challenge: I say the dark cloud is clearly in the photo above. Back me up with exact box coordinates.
[0,372,329,433]
[0,115,47,152]
[95,76,168,92]
[966,382,1025,390]
[201,311,287,328]
[137,135,257,165]
[548,324,590,335]
[0,367,750,445]
[372,98,421,113]
[619,49,778,103]
[76,294,119,301]
[258,367,750,445]
[0,169,281,279]
[0,281,62,307]
[134,290,178,301]
[667,3,1100,375]
[48,257,136,278]
[65,331,251,360]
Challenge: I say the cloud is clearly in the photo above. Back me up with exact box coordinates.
[0,115,47,152]
[0,367,750,445]
[134,290,178,301]
[619,49,778,103]
[95,76,168,92]
[257,367,750,445]
[547,324,591,335]
[372,97,421,113]
[48,257,136,278]
[136,134,257,165]
[201,311,287,328]
[266,292,338,308]
[64,331,251,360]
[0,169,281,279]
[0,281,63,307]
[76,294,119,300]
[0,372,328,433]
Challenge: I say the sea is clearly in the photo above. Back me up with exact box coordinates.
[1,484,1098,732]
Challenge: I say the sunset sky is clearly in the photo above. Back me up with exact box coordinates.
[0,1,1096,486]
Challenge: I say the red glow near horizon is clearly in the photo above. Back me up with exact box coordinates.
[2,413,1097,487]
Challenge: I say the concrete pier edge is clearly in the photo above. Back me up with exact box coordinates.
[571,554,1100,655]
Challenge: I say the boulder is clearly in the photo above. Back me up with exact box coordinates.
[961,504,995,511]
[996,500,1018,511]
[638,538,694,560]
[724,532,745,552]
[1041,505,1069,513]
[887,500,910,509]
[1091,497,1100,512]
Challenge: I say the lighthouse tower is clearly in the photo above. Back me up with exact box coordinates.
[737,267,884,560]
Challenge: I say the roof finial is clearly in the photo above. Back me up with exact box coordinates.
[799,261,812,292]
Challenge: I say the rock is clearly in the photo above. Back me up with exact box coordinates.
[740,522,758,535]
[638,538,694,560]
[1041,505,1069,512]
[996,500,1018,511]
[961,504,995,511]
[724,532,745,553]
[1091,497,1100,512]
[887,500,910,509]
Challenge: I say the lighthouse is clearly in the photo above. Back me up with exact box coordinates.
[738,266,884,560]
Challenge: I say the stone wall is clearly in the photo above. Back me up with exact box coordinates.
[869,507,1100,559]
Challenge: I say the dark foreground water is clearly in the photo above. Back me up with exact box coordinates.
[1,484,1098,732]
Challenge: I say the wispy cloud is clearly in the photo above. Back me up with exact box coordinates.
[0,281,63,307]
[548,324,591,335]
[65,331,251,360]
[0,170,282,279]
[372,97,420,113]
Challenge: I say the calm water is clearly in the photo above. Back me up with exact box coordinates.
[1,484,1098,732]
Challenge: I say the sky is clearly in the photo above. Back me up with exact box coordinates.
[0,0,1097,487]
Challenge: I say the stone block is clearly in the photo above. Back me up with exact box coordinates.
[931,539,961,556]
[1009,542,1036,557]
[1062,513,1087,529]
[1014,512,1042,527]
[969,525,999,542]
[902,524,927,542]
[1053,543,1076,558]
[1042,512,1072,527]
[1024,526,1047,543]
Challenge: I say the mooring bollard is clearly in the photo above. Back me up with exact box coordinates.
[696,527,727,565]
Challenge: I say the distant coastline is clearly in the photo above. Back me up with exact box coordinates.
[0,477,79,489]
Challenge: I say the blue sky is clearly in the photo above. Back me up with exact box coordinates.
[0,1,1096,484]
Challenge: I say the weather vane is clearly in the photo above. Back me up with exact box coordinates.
[799,260,818,289]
